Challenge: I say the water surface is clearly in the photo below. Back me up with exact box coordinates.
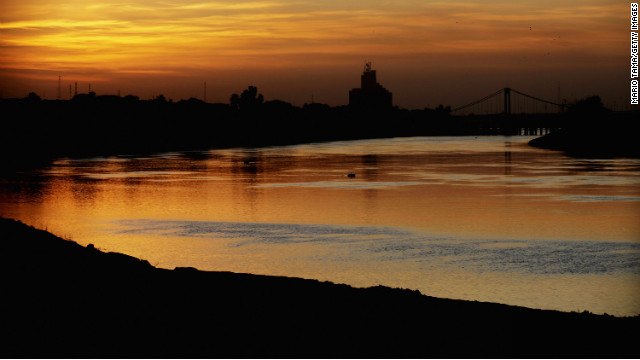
[1,136,639,315]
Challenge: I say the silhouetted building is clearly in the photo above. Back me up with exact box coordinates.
[349,62,393,110]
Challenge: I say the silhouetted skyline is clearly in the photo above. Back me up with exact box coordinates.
[0,1,634,109]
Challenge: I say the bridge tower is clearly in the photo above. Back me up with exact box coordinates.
[503,87,511,115]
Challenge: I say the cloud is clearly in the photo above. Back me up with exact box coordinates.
[0,0,629,106]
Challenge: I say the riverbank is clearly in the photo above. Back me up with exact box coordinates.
[528,110,640,158]
[1,95,560,175]
[1,217,638,357]
[529,127,640,158]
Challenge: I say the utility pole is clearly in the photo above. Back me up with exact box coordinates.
[57,75,61,99]
[204,81,207,102]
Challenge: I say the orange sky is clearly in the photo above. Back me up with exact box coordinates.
[0,0,632,109]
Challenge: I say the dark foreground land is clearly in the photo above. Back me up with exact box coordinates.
[1,217,638,358]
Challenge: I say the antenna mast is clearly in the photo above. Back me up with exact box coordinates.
[204,81,207,102]
[57,75,61,99]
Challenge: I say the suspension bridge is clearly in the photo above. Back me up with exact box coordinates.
[449,88,567,135]
[451,87,565,116]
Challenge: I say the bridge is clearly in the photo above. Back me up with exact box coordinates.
[451,87,565,116]
[449,88,567,136]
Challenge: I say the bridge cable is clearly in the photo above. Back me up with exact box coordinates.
[451,89,504,113]
[510,88,563,107]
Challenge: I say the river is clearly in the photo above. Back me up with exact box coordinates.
[1,136,639,315]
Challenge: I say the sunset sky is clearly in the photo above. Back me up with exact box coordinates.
[0,0,632,109]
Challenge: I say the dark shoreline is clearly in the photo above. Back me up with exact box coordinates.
[1,217,638,358]
[4,93,640,176]
[0,94,567,174]
[528,108,640,158]
[528,125,640,158]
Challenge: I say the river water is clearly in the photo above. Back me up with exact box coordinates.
[1,136,639,316]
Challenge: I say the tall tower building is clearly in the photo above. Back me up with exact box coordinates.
[348,62,393,110]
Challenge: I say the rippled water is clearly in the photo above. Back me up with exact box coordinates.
[114,219,640,275]
[1,136,639,315]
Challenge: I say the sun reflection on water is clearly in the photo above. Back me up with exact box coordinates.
[1,136,639,315]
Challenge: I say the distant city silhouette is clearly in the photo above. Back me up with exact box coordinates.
[1,64,639,174]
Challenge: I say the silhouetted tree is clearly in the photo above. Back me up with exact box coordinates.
[153,94,168,103]
[230,86,264,110]
[568,96,608,114]
[185,97,204,104]
[263,99,294,111]
[230,93,240,108]
[435,104,451,114]
[565,95,610,128]
[27,92,41,102]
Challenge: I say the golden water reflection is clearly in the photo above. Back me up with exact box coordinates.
[1,136,639,315]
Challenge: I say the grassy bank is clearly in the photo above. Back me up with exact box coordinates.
[0,217,637,357]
